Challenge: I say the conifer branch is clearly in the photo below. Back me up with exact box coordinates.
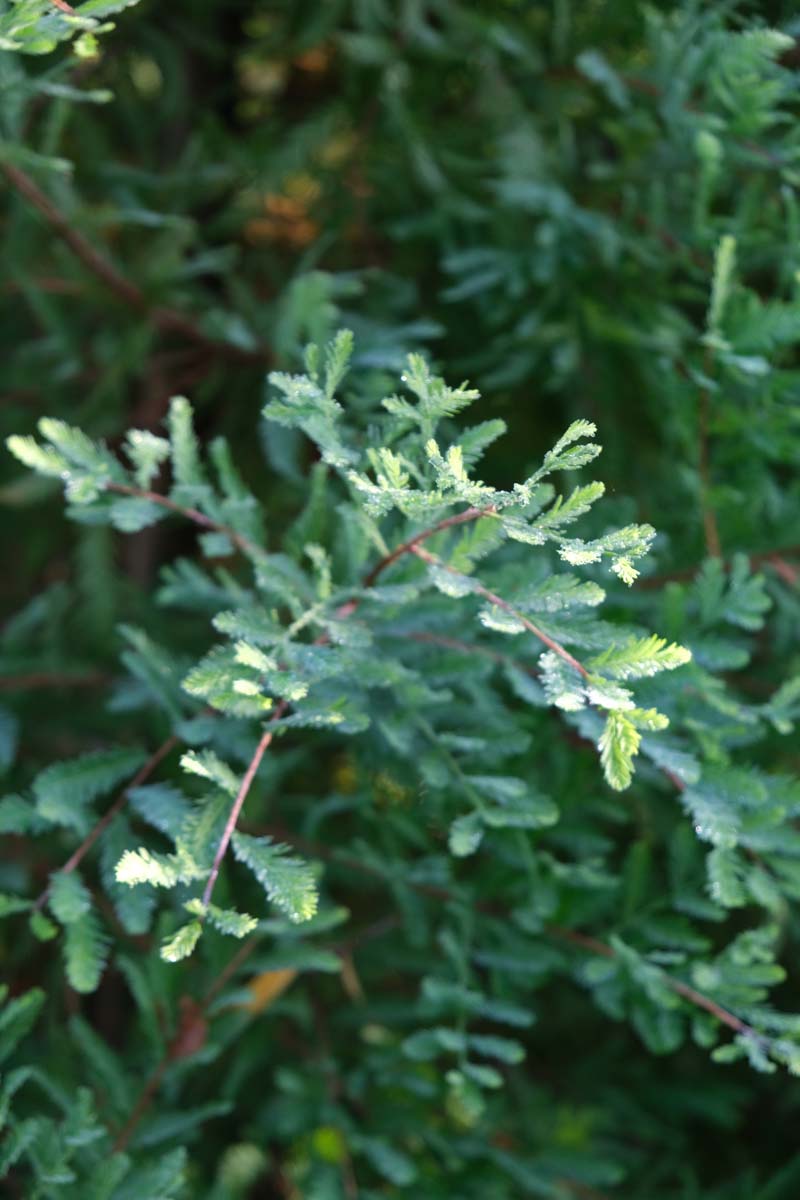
[404,633,690,794]
[32,735,179,913]
[196,507,495,908]
[361,505,495,587]
[200,704,287,910]
[105,481,263,558]
[354,501,588,677]
[409,543,590,677]
[547,924,765,1043]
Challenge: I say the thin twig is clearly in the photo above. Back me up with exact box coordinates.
[410,543,590,677]
[201,936,262,1008]
[112,1056,169,1153]
[198,506,495,906]
[768,556,799,588]
[547,924,759,1040]
[112,995,208,1152]
[361,505,495,588]
[2,163,270,366]
[33,735,179,912]
[106,481,263,558]
[200,705,287,909]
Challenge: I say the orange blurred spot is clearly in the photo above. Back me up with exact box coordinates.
[264,193,306,218]
[243,968,297,1013]
[340,954,363,1001]
[244,180,321,247]
[244,215,319,247]
[294,47,331,73]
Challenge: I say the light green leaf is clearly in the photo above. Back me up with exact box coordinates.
[599,710,641,791]
[161,920,203,963]
[232,833,318,923]
[589,635,691,681]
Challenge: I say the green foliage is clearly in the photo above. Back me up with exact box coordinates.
[3,1,800,1196]
[32,747,145,831]
[231,833,318,925]
[0,0,142,58]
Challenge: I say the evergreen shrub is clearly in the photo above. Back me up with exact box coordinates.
[2,1,800,1196]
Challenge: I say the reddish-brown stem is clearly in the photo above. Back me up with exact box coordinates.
[547,924,759,1040]
[410,543,590,678]
[200,705,287,910]
[361,505,495,588]
[33,736,179,913]
[768,556,799,588]
[404,632,688,795]
[112,1057,169,1153]
[341,499,587,677]
[2,276,82,296]
[50,0,76,11]
[106,481,262,559]
[2,163,270,366]
[201,935,261,1008]
[667,977,758,1038]
[3,163,144,310]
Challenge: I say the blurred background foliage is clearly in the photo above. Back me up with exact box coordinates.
[3,0,800,1196]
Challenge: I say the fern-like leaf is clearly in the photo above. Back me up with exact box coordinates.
[232,832,318,923]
